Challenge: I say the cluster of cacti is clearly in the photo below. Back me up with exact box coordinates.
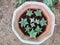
[19,9,47,38]
[43,0,58,11]
[16,0,58,11]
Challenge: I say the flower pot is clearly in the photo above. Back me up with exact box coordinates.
[12,1,55,44]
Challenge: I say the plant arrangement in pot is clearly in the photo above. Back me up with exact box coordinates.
[19,9,47,38]
[12,1,55,44]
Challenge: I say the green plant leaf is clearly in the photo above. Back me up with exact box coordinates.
[30,0,36,1]
[49,6,55,11]
[17,0,26,7]
[35,19,39,24]
[43,0,56,11]
[28,29,37,38]
[40,18,47,26]
[52,0,58,5]
[19,18,28,27]
[35,26,42,34]
[26,10,33,17]
[34,10,42,16]
[43,0,53,7]
[25,25,31,32]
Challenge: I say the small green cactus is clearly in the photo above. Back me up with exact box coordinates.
[30,18,35,23]
[17,0,26,7]
[35,26,42,34]
[43,0,57,11]
[25,25,31,32]
[35,19,40,24]
[34,10,42,16]
[40,18,47,26]
[28,29,37,38]
[30,23,35,27]
[26,10,33,17]
[19,18,28,27]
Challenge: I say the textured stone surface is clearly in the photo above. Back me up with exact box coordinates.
[0,0,60,45]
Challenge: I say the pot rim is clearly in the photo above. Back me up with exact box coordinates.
[12,1,55,44]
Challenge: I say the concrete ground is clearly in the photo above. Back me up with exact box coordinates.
[0,0,60,45]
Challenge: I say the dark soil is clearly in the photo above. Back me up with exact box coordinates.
[18,9,47,37]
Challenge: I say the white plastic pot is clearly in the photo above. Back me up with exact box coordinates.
[12,1,55,45]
